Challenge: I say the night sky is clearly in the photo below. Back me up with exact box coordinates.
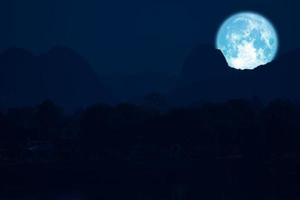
[1,0,299,76]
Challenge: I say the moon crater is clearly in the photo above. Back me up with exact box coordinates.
[216,12,278,70]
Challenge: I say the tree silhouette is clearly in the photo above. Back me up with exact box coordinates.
[33,100,63,141]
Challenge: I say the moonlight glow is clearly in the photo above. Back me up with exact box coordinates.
[216,12,278,70]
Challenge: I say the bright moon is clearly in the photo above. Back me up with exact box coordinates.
[216,12,278,70]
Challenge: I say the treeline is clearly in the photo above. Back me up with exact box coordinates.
[0,99,300,164]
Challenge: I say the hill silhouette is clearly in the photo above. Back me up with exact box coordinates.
[0,48,44,107]
[181,44,229,81]
[38,46,112,109]
[1,45,300,109]
[0,47,111,110]
[173,45,300,105]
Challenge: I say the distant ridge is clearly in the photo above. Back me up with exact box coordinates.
[173,45,300,105]
[181,44,229,83]
[0,47,111,110]
[1,45,300,109]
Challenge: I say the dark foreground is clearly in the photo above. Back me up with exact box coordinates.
[1,99,300,199]
[1,156,300,200]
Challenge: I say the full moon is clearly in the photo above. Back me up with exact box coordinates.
[216,12,278,70]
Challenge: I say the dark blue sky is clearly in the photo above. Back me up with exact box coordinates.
[1,0,299,76]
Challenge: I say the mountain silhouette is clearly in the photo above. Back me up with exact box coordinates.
[38,46,111,109]
[0,48,45,107]
[173,45,300,105]
[249,48,300,99]
[1,45,300,109]
[103,71,176,103]
[181,44,229,82]
[0,47,111,110]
